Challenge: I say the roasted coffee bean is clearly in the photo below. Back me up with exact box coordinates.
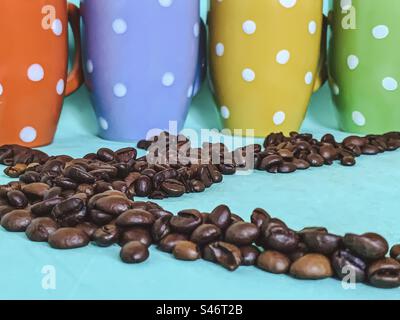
[292,159,311,170]
[116,209,155,227]
[94,195,132,216]
[189,179,206,193]
[120,241,149,264]
[209,205,231,230]
[217,164,236,175]
[278,162,297,174]
[161,179,186,197]
[288,242,309,262]
[48,228,90,249]
[26,217,58,242]
[147,208,173,220]
[204,242,242,271]
[152,215,172,243]
[91,224,119,247]
[262,224,299,253]
[390,244,400,261]
[64,166,95,184]
[21,183,50,201]
[173,241,200,261]
[259,155,282,171]
[341,155,356,166]
[240,245,260,266]
[51,198,86,227]
[170,209,202,234]
[134,175,152,197]
[1,209,33,232]
[298,227,328,234]
[4,163,27,178]
[190,224,221,245]
[319,144,338,162]
[343,136,366,148]
[362,144,380,155]
[119,227,152,247]
[115,147,137,163]
[290,254,333,280]
[306,153,324,167]
[368,258,400,289]
[19,171,42,184]
[251,208,271,229]
[230,213,244,224]
[31,197,64,216]
[225,222,259,246]
[343,232,388,260]
[89,209,114,226]
[0,205,15,218]
[301,231,342,255]
[158,233,188,253]
[331,249,367,283]
[257,250,291,274]
[97,148,115,162]
[75,222,98,239]
[7,190,28,208]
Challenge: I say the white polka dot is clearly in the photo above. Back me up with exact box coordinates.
[113,83,127,97]
[332,83,340,95]
[162,72,175,87]
[347,55,359,70]
[0,84,3,96]
[193,22,200,37]
[216,43,225,56]
[99,117,109,130]
[243,20,256,35]
[52,19,63,36]
[242,68,255,82]
[19,127,37,143]
[382,77,398,91]
[279,0,297,8]
[308,21,317,35]
[276,50,290,64]
[305,72,313,85]
[220,106,230,119]
[372,25,389,39]
[112,19,127,34]
[340,0,352,10]
[27,64,44,82]
[86,60,94,74]
[56,79,65,95]
[352,111,366,126]
[273,111,286,125]
[159,0,173,7]
[187,85,193,98]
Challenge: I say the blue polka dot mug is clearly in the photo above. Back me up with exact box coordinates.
[80,0,201,141]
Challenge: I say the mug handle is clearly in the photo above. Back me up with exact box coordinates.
[313,14,328,92]
[65,3,84,96]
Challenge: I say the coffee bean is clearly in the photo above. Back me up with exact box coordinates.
[343,136,366,148]
[48,228,90,249]
[240,245,260,266]
[288,242,309,262]
[390,244,400,261]
[76,222,98,239]
[97,148,115,162]
[158,233,188,253]
[251,208,271,229]
[1,210,33,232]
[319,144,338,162]
[261,223,299,253]
[116,209,155,227]
[209,205,231,230]
[93,224,119,247]
[331,249,367,283]
[120,241,149,264]
[115,147,137,163]
[343,232,388,260]
[257,250,291,274]
[170,209,202,234]
[292,159,311,170]
[161,179,186,197]
[52,198,87,227]
[341,155,356,166]
[203,242,242,271]
[173,241,200,261]
[278,162,297,174]
[290,254,333,280]
[134,176,152,197]
[152,215,172,243]
[190,224,221,245]
[21,183,50,201]
[230,214,244,225]
[368,258,400,289]
[301,231,342,255]
[306,153,324,167]
[4,163,27,178]
[7,190,28,208]
[119,227,152,247]
[259,155,283,171]
[94,195,132,216]
[362,144,380,155]
[26,217,58,242]
[225,222,259,246]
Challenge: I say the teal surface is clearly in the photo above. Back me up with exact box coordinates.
[1,0,399,300]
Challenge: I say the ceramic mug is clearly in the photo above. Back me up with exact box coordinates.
[328,0,400,134]
[0,0,83,147]
[208,0,326,137]
[81,0,201,141]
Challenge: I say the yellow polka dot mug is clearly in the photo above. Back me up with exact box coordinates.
[328,0,400,134]
[208,0,326,137]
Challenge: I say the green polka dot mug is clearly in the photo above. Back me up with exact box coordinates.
[328,0,400,133]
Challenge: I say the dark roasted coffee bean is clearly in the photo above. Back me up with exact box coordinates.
[240,245,260,266]
[262,224,299,253]
[134,175,152,197]
[120,241,149,264]
[290,254,333,280]
[331,249,367,283]
[158,233,188,253]
[225,222,259,246]
[97,148,115,162]
[189,180,206,193]
[89,209,113,226]
[116,209,155,227]
[257,250,291,274]
[147,208,173,220]
[209,205,231,230]
[306,153,324,167]
[251,208,271,229]
[198,166,213,188]
[319,144,338,162]
[343,232,388,260]
[362,144,380,155]
[64,166,95,184]
[0,205,15,218]
[94,195,132,216]
[173,241,200,261]
[217,164,236,175]
[368,258,400,289]
[390,244,400,261]
[340,155,356,166]
[288,242,309,262]
[161,179,186,197]
[170,209,202,234]
[93,224,119,247]
[298,227,328,234]
[278,162,297,173]
[21,183,50,201]
[190,224,221,245]
[292,159,311,170]
[115,147,137,163]
[321,133,336,145]
[76,222,98,239]
[204,241,242,271]
[119,227,152,247]
[1,209,33,232]
[7,190,28,208]
[52,198,87,227]
[4,163,27,178]
[230,213,244,224]
[343,136,366,148]
[26,217,58,242]
[152,215,172,243]
[259,155,282,171]
[20,171,41,183]
[48,228,90,249]
[301,231,342,255]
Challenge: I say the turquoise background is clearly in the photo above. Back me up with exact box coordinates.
[1,0,399,300]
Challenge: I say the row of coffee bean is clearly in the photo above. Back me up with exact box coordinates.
[0,188,399,289]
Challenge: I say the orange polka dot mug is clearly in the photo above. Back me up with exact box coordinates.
[328,0,400,134]
[208,0,326,137]
[0,0,83,147]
